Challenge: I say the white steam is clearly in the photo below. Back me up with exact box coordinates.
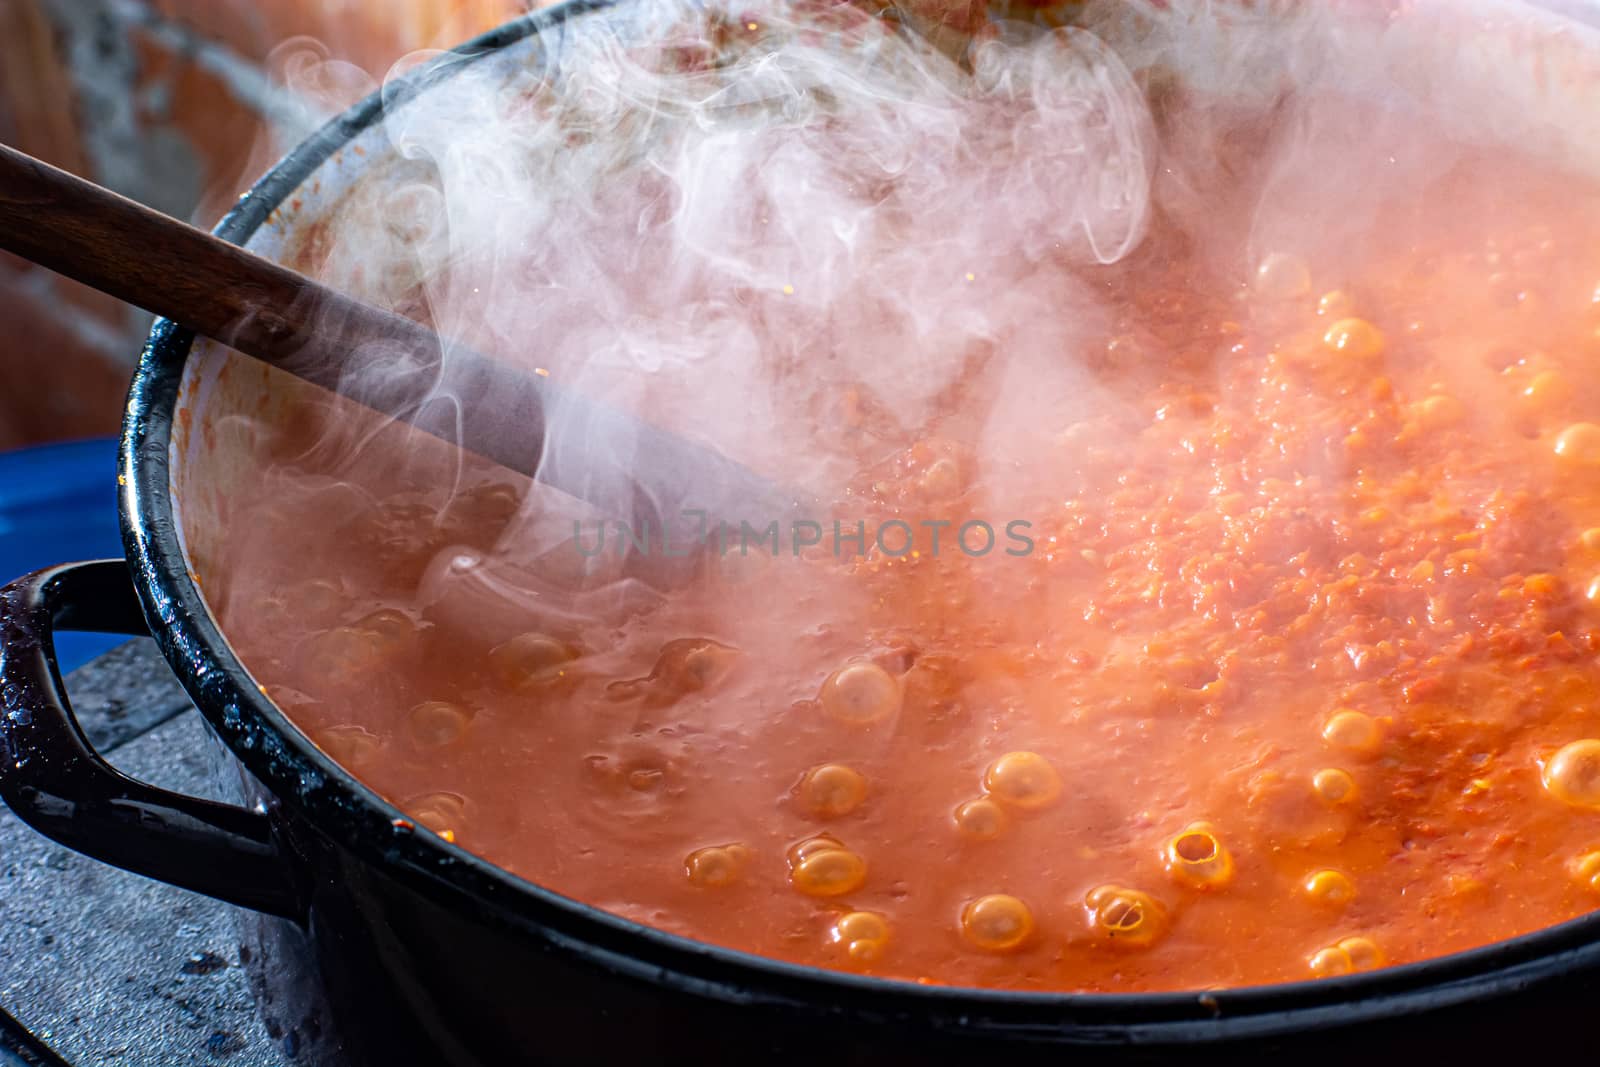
[231,0,1600,650]
[254,0,1162,642]
[366,1,1155,483]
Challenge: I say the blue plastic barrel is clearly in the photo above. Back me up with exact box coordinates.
[0,438,127,672]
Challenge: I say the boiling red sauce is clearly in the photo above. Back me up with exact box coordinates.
[210,133,1600,992]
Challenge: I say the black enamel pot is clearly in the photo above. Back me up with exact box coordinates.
[5,2,1600,1063]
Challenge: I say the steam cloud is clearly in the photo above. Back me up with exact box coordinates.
[219,0,1600,655]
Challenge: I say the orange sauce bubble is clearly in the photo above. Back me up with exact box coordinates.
[960,895,1036,953]
[983,752,1063,811]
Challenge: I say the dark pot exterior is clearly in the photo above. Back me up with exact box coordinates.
[4,3,1600,1064]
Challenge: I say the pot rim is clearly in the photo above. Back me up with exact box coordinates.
[117,0,1600,1039]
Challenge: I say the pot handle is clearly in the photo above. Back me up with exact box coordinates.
[0,560,306,920]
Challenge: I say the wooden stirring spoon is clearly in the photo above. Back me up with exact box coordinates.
[0,142,800,559]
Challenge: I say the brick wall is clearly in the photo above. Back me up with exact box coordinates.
[0,0,529,449]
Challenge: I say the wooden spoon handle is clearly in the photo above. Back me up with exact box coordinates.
[0,143,799,537]
[0,141,433,376]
